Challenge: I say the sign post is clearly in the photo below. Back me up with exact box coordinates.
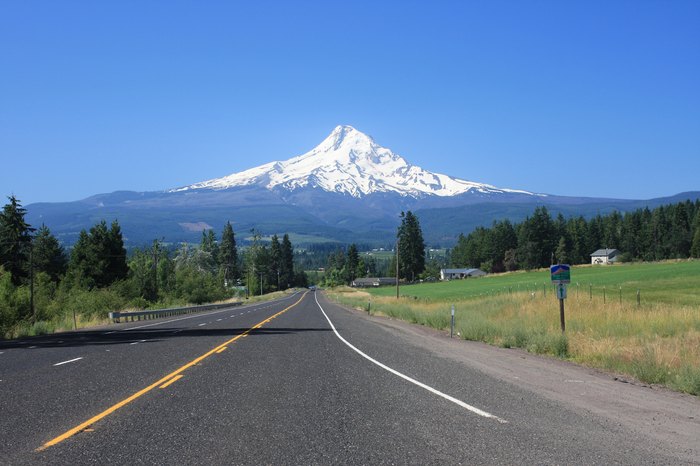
[550,264,570,333]
[450,304,455,338]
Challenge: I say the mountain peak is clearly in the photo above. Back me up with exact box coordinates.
[171,126,536,198]
[319,125,374,153]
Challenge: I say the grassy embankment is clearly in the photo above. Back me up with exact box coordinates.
[326,260,700,396]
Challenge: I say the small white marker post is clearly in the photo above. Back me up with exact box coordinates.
[450,304,455,338]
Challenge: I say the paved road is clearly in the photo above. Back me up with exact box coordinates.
[0,291,694,464]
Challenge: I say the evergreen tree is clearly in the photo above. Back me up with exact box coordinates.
[280,234,294,290]
[669,203,691,258]
[67,230,93,288]
[106,220,128,285]
[517,206,556,269]
[32,224,67,282]
[0,196,34,285]
[269,234,282,290]
[397,211,426,281]
[346,244,360,283]
[219,221,238,285]
[199,229,219,273]
[555,236,568,264]
[66,220,128,289]
[691,211,700,258]
[491,220,517,272]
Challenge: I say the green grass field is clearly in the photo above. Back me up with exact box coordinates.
[328,260,700,396]
[368,260,700,307]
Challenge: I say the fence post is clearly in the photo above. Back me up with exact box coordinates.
[619,286,622,305]
[603,286,606,304]
[589,283,592,301]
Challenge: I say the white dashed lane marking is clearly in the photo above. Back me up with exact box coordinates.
[54,357,83,367]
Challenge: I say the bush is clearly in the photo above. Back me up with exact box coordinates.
[526,333,569,357]
[631,347,669,385]
[673,364,700,396]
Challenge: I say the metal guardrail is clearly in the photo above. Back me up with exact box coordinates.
[108,301,243,323]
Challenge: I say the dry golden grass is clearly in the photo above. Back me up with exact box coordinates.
[327,287,700,395]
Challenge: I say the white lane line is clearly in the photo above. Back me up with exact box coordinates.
[0,351,4,355]
[130,340,146,345]
[313,293,507,424]
[216,319,222,322]
[53,357,83,367]
[198,323,206,327]
[104,331,116,335]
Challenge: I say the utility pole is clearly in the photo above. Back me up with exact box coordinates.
[396,238,400,299]
[152,240,159,300]
[29,241,35,323]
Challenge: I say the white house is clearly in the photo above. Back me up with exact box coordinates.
[590,248,620,265]
[440,268,487,281]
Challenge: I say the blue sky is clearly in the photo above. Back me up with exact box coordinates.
[1,1,698,205]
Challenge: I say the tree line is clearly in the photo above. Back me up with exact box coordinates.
[450,200,700,272]
[321,211,429,286]
[0,195,307,337]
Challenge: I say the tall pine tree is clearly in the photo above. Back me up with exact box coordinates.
[346,244,360,283]
[0,196,34,285]
[269,234,282,290]
[397,211,426,281]
[280,234,294,289]
[32,224,67,282]
[66,220,128,289]
[219,221,238,285]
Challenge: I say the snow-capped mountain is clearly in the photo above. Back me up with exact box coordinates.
[172,125,535,198]
[25,122,699,247]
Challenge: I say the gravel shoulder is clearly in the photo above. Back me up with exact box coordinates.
[339,302,700,463]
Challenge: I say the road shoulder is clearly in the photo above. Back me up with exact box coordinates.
[327,294,700,462]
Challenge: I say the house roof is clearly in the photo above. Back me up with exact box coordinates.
[590,249,620,257]
[352,277,397,285]
[441,268,484,274]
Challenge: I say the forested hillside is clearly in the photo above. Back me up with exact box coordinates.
[450,200,700,272]
[0,196,307,338]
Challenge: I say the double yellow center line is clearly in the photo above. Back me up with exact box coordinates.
[38,293,306,451]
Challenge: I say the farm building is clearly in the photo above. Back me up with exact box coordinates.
[590,248,620,265]
[351,277,398,287]
[440,268,487,281]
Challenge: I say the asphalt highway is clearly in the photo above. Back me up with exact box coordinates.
[0,291,690,464]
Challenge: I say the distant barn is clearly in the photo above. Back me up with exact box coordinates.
[440,268,487,281]
[590,248,620,265]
